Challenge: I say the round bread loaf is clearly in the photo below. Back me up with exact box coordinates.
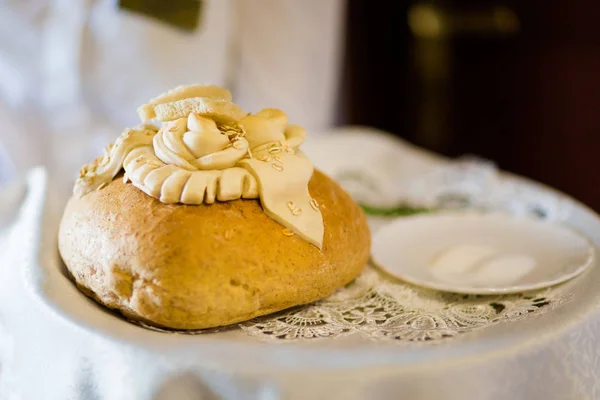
[59,170,370,330]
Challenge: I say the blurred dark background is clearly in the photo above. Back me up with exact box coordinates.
[342,0,600,210]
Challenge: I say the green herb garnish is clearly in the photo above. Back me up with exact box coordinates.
[359,204,430,217]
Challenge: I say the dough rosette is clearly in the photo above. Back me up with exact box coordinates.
[75,85,323,248]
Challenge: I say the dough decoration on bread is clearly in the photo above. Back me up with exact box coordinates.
[74,85,324,248]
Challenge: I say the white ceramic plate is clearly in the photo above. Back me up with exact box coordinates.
[10,132,600,398]
[372,211,595,294]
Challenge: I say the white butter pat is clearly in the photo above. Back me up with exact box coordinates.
[429,245,496,275]
[473,254,536,286]
[429,244,537,286]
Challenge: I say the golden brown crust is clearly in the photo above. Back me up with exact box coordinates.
[58,170,370,330]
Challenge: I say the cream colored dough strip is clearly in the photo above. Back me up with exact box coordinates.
[152,97,246,124]
[74,126,158,197]
[123,151,258,204]
[137,85,232,122]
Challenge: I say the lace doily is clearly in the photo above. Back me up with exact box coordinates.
[240,268,573,342]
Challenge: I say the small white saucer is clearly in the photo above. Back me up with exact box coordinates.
[371,211,595,294]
